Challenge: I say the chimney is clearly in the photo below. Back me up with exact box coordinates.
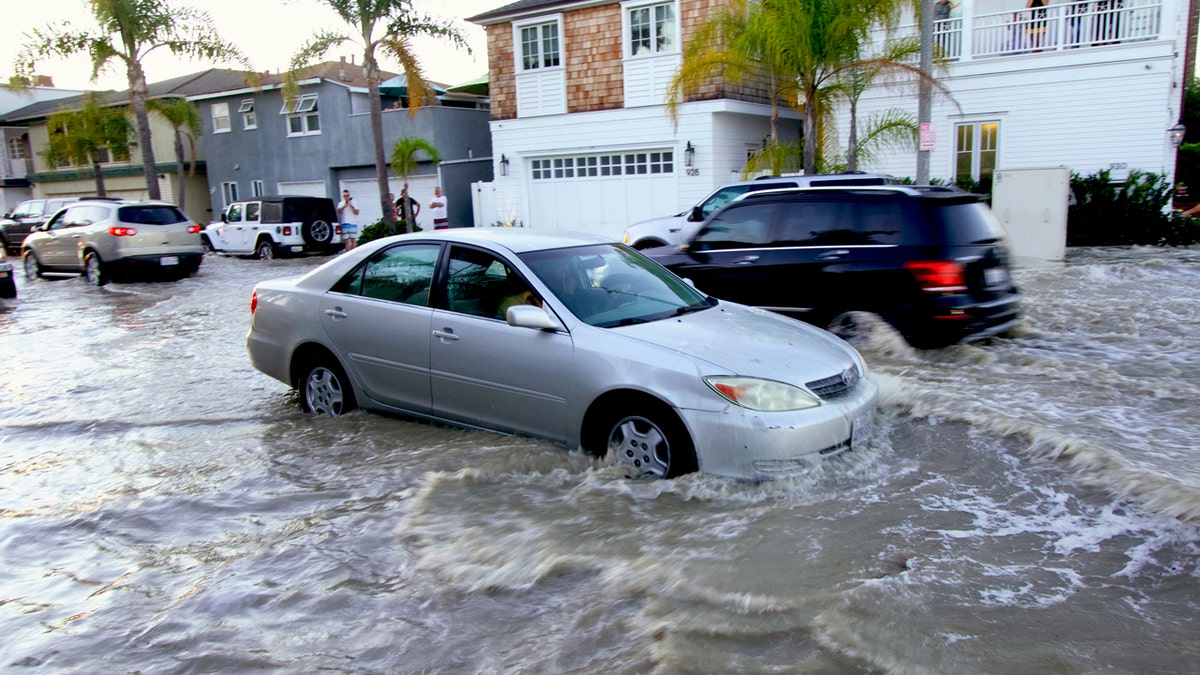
[339,56,346,81]
[34,75,54,87]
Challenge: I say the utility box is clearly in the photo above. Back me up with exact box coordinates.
[991,167,1070,267]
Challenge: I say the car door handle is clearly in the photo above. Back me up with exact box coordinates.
[324,308,348,319]
[817,250,850,260]
[732,255,759,265]
[432,329,460,342]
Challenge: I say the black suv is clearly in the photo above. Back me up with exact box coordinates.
[1,198,77,254]
[644,186,1021,348]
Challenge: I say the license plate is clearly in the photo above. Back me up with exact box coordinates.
[160,256,179,266]
[984,267,1008,287]
[851,412,874,450]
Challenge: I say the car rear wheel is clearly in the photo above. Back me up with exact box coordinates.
[302,218,334,246]
[84,251,109,287]
[255,239,275,260]
[598,404,697,479]
[22,251,43,280]
[298,359,356,417]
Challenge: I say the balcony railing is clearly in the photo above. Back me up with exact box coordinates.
[933,0,1162,60]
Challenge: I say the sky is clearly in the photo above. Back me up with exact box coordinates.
[2,0,503,92]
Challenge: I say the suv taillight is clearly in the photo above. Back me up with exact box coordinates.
[905,261,967,292]
[187,225,201,234]
[108,226,137,237]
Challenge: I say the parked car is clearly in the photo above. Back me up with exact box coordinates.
[621,173,900,250]
[247,229,877,480]
[0,197,77,254]
[644,185,1022,349]
[0,247,15,299]
[22,200,204,286]
[204,196,340,259]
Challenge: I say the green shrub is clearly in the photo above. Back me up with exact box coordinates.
[1065,169,1197,246]
[356,219,421,246]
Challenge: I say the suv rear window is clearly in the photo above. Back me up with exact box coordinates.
[119,205,188,225]
[924,202,1006,245]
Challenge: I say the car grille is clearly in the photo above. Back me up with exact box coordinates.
[806,368,860,400]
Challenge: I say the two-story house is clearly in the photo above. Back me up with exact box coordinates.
[468,0,798,237]
[193,58,493,228]
[1,70,255,222]
[469,0,1194,237]
[0,81,87,215]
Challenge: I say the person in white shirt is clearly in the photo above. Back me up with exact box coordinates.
[430,186,448,229]
[337,189,359,251]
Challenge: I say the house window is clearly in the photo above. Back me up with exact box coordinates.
[251,179,265,197]
[222,181,239,206]
[628,1,677,56]
[955,121,999,185]
[92,147,111,164]
[519,20,561,71]
[281,94,320,136]
[7,136,28,160]
[239,99,257,129]
[212,102,231,133]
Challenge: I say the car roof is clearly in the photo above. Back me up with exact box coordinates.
[733,185,980,203]
[375,227,613,254]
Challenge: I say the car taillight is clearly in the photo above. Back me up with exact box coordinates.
[335,225,343,234]
[108,226,138,237]
[187,225,201,234]
[905,261,967,292]
[250,290,258,315]
[282,226,293,236]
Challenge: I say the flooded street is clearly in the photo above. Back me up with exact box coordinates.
[1,247,1198,672]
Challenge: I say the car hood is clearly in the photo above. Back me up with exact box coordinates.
[612,302,860,384]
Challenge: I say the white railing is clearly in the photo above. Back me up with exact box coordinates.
[932,0,1161,60]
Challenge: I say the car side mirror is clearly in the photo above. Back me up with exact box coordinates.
[506,304,563,331]
[688,206,703,222]
[220,213,228,223]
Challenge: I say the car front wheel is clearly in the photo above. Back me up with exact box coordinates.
[23,251,43,280]
[84,251,108,286]
[599,405,697,479]
[298,359,356,416]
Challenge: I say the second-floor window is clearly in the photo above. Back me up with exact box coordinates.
[239,99,257,129]
[955,121,999,186]
[281,94,320,137]
[8,136,29,160]
[628,1,677,56]
[520,21,561,71]
[212,102,231,133]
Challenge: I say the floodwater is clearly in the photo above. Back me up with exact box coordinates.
[1,247,1197,672]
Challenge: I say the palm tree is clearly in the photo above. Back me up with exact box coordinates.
[42,93,132,197]
[389,136,440,233]
[146,97,201,207]
[15,0,247,200]
[288,0,468,231]
[668,0,936,174]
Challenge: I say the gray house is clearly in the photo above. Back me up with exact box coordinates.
[192,59,493,229]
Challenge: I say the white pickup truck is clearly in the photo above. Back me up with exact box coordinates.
[203,196,341,259]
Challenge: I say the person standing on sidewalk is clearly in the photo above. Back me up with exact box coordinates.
[337,189,359,251]
[430,186,448,229]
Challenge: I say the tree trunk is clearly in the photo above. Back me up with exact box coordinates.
[401,180,414,233]
[364,51,395,235]
[92,161,107,197]
[847,99,859,172]
[174,129,186,207]
[127,62,161,200]
[803,92,818,174]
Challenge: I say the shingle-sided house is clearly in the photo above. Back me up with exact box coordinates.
[469,0,1197,237]
[193,58,493,228]
[468,0,799,236]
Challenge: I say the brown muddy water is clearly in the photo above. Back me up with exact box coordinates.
[1,247,1197,672]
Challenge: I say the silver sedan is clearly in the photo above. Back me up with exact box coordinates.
[247,229,877,480]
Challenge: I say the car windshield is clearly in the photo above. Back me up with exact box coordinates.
[521,244,715,328]
[926,202,1007,245]
[119,205,188,225]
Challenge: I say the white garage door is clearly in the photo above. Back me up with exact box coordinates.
[527,150,678,240]
[340,175,440,228]
[277,181,327,198]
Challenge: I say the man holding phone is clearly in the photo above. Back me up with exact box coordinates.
[337,189,359,251]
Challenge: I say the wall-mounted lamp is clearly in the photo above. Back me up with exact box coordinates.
[1169,121,1187,149]
[499,154,509,177]
[684,141,695,167]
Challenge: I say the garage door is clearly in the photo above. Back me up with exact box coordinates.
[278,181,327,198]
[340,175,439,229]
[527,150,678,240]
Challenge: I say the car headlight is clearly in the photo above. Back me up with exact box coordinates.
[704,376,821,411]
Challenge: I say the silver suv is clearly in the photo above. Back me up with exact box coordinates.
[22,200,204,286]
[622,173,900,249]
[1,197,77,254]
